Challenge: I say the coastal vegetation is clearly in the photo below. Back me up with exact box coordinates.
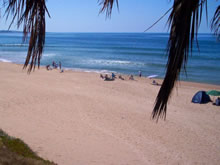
[0,129,56,164]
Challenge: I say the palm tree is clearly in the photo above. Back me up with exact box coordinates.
[3,0,220,120]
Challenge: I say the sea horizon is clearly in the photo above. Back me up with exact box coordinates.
[0,30,215,34]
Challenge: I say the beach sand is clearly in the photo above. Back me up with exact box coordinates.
[0,62,220,165]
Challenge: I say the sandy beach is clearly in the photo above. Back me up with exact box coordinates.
[0,62,220,165]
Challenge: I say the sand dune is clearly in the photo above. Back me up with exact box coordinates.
[0,62,220,165]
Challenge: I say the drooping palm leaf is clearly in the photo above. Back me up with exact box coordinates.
[5,0,50,72]
[98,0,118,18]
[99,0,208,120]
[211,5,220,40]
[152,0,207,120]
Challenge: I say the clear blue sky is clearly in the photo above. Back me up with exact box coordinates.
[0,0,219,33]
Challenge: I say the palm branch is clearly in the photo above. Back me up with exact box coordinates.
[98,0,119,18]
[211,5,220,40]
[99,0,210,120]
[152,0,208,120]
[5,0,50,72]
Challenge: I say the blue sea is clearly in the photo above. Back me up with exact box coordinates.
[0,32,219,85]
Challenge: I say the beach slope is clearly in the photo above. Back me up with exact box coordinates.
[0,62,220,165]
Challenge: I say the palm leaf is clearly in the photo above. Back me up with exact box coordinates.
[211,5,220,40]
[152,0,207,120]
[99,0,208,120]
[5,0,50,72]
[98,0,118,18]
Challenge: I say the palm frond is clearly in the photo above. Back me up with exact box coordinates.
[98,0,119,18]
[211,5,220,40]
[152,0,207,120]
[144,7,173,32]
[5,0,50,72]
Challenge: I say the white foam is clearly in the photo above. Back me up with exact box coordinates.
[63,67,114,74]
[88,59,132,65]
[43,53,56,57]
[0,44,28,47]
[86,59,146,66]
[0,58,12,63]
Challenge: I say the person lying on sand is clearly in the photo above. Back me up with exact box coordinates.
[152,80,159,86]
[104,74,114,81]
[100,74,104,79]
[119,75,124,80]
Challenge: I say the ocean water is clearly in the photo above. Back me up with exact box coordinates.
[0,32,219,85]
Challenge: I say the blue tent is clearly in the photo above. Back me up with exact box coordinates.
[192,91,211,104]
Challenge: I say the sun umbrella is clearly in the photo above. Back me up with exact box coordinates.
[147,75,158,79]
[206,90,220,96]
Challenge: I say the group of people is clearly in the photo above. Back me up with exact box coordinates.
[100,73,118,81]
[100,73,125,81]
[99,72,144,81]
[100,71,160,86]
[46,61,63,73]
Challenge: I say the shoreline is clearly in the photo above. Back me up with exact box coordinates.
[0,62,220,165]
[1,61,219,87]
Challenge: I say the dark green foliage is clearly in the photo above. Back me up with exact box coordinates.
[0,129,55,165]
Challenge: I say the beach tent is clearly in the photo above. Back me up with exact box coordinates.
[192,91,211,104]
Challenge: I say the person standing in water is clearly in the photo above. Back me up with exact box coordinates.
[59,61,62,70]
[139,70,142,77]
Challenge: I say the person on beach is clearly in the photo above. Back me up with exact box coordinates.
[59,61,62,70]
[104,74,109,79]
[152,80,159,86]
[139,70,142,77]
[129,75,134,80]
[112,73,116,79]
[119,75,124,80]
[46,64,51,70]
[100,74,104,79]
[103,74,115,81]
[52,61,57,69]
[214,97,220,106]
